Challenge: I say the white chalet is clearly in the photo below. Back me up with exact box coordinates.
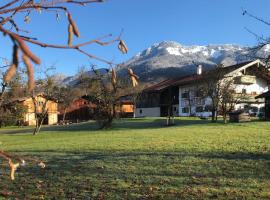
[136,60,270,117]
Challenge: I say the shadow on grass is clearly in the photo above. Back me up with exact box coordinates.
[0,117,263,135]
[0,118,205,134]
[2,150,270,199]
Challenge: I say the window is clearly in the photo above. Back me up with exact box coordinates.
[182,107,189,113]
[196,106,204,112]
[38,101,44,107]
[250,106,258,113]
[260,107,265,112]
[181,91,189,99]
[139,109,142,114]
[195,89,204,97]
[204,105,212,112]
[242,89,247,94]
[244,105,250,112]
[181,99,189,107]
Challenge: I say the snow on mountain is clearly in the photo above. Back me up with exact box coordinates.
[119,41,270,83]
[58,41,270,86]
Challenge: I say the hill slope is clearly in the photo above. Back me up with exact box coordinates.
[119,41,270,83]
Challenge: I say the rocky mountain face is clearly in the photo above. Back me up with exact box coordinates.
[56,41,270,86]
[118,41,270,83]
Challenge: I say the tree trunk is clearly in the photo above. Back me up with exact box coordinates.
[33,115,45,135]
[33,118,39,135]
[211,109,216,122]
[62,108,67,123]
[223,113,227,124]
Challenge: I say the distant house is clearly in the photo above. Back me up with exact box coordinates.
[117,95,134,117]
[135,80,179,117]
[58,97,96,122]
[136,59,270,117]
[58,95,134,122]
[11,95,58,125]
[256,91,270,120]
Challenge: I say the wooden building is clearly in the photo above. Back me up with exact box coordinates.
[117,96,134,117]
[12,95,58,126]
[135,79,179,117]
[136,59,270,117]
[256,91,270,120]
[58,98,96,123]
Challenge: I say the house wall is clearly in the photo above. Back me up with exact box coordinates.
[234,77,268,95]
[135,107,160,117]
[178,86,212,117]
[48,113,58,125]
[120,104,134,113]
[24,113,36,126]
[178,77,268,117]
[22,96,58,125]
[172,104,179,116]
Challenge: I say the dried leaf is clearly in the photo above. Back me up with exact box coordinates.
[118,40,128,54]
[111,68,117,85]
[67,13,80,37]
[4,44,19,83]
[22,54,35,91]
[9,159,20,181]
[20,159,26,167]
[38,161,46,169]
[128,68,139,87]
[131,76,138,87]
[12,34,41,65]
[68,24,73,46]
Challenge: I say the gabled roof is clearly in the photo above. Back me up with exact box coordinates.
[8,94,58,104]
[143,59,269,92]
[144,78,181,92]
[255,91,270,99]
[225,59,265,76]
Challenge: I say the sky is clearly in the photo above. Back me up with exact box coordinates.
[1,0,270,76]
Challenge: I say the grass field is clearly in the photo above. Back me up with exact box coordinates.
[0,117,270,199]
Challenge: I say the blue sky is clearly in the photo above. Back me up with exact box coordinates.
[1,0,270,76]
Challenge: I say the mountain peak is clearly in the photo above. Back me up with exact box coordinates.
[120,41,270,83]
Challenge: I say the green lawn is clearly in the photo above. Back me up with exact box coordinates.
[0,118,270,199]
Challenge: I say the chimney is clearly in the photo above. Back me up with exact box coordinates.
[197,64,202,75]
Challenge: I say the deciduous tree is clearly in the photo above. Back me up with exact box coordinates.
[0,0,128,180]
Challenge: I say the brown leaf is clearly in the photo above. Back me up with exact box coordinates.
[68,24,73,46]
[67,13,80,37]
[22,54,35,91]
[111,68,117,85]
[118,40,128,54]
[38,161,46,169]
[4,44,19,83]
[128,68,139,87]
[11,34,41,65]
[9,159,20,181]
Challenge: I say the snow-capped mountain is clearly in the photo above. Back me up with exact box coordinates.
[57,41,270,86]
[119,41,270,83]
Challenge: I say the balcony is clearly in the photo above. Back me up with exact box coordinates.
[234,75,256,85]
